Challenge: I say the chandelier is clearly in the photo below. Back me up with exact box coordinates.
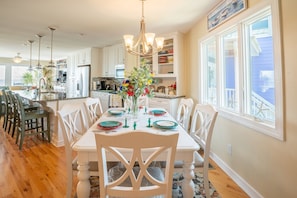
[27,40,34,71]
[123,0,164,57]
[13,52,22,63]
[47,27,56,68]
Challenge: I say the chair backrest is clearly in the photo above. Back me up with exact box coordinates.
[108,94,123,108]
[83,97,103,128]
[124,95,149,110]
[57,104,89,154]
[176,98,194,131]
[189,104,218,156]
[94,131,179,198]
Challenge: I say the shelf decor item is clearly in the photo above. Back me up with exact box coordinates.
[118,64,155,118]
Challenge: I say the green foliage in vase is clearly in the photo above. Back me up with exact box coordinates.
[118,65,155,100]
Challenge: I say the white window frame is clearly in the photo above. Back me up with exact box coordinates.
[200,0,283,140]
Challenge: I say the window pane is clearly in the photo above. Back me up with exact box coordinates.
[11,66,28,86]
[0,65,5,86]
[245,14,275,123]
[221,30,239,111]
[202,39,217,105]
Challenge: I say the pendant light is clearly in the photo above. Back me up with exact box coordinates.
[36,34,43,70]
[47,27,56,68]
[28,40,34,71]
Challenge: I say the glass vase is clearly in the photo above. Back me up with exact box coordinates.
[131,96,139,119]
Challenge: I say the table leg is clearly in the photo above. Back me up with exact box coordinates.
[182,160,195,197]
[76,161,90,198]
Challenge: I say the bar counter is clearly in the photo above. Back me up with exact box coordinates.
[15,89,88,147]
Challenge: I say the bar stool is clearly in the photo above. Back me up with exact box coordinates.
[9,91,40,137]
[2,90,14,133]
[14,94,51,150]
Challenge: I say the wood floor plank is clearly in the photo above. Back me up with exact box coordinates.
[0,117,248,198]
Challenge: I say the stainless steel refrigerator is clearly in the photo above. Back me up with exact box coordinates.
[76,65,90,97]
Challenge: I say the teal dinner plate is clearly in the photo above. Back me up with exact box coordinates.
[98,121,121,128]
[108,109,125,116]
[149,109,166,116]
[153,120,178,129]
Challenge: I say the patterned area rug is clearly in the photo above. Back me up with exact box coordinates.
[88,171,221,198]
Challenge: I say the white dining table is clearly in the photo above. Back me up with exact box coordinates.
[72,108,200,198]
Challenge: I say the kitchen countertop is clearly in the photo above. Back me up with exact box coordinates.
[14,90,88,102]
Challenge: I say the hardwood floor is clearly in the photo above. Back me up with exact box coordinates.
[0,117,249,198]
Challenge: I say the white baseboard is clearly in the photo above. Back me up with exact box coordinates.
[210,152,263,198]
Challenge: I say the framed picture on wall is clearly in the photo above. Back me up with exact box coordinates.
[207,0,247,31]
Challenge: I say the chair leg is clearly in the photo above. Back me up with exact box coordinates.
[203,166,211,198]
[47,116,50,142]
[18,122,26,150]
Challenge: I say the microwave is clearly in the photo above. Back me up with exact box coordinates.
[115,64,125,78]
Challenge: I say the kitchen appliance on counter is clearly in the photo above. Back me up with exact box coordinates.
[100,80,106,90]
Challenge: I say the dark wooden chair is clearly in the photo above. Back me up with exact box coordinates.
[14,94,50,150]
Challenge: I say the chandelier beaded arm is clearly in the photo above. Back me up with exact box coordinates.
[123,0,164,57]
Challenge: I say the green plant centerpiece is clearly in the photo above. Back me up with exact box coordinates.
[118,64,155,117]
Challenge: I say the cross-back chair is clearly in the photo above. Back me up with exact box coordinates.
[176,98,194,131]
[83,97,103,128]
[94,131,179,198]
[189,104,218,198]
[57,103,97,198]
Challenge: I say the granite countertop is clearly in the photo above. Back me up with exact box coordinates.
[14,90,87,102]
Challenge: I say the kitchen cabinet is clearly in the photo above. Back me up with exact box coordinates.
[76,48,91,66]
[102,43,125,77]
[66,48,100,97]
[149,97,181,119]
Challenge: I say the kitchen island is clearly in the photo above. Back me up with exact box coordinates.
[16,90,88,147]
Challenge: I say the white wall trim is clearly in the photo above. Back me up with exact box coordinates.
[210,152,264,198]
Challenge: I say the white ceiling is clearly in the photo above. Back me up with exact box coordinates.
[0,0,220,62]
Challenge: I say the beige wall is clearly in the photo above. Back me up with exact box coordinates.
[184,0,297,197]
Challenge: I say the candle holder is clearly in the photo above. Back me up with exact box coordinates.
[133,121,137,130]
[146,117,152,128]
[123,117,130,128]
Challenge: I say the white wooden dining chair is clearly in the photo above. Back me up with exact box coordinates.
[108,94,123,108]
[57,103,98,198]
[189,104,218,198]
[176,98,194,132]
[94,131,179,198]
[83,97,103,128]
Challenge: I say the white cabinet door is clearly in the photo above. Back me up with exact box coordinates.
[102,46,115,77]
[102,44,125,77]
[115,43,125,65]
[77,48,91,66]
